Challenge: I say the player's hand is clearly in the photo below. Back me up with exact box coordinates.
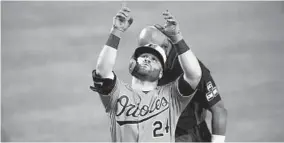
[112,7,133,33]
[155,10,183,44]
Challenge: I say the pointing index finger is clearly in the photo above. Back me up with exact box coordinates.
[121,1,127,8]
[163,10,170,15]
[121,1,130,12]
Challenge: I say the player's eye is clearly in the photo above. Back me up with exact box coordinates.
[151,57,157,62]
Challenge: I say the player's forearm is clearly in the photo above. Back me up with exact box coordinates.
[96,28,122,78]
[211,106,227,135]
[175,39,202,89]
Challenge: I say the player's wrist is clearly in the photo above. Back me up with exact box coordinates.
[106,28,121,49]
[110,27,123,38]
[211,134,225,143]
[169,32,183,44]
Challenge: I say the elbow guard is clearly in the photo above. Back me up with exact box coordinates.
[90,70,116,95]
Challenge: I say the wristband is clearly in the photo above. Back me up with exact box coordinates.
[106,33,120,49]
[174,39,190,55]
[211,134,225,143]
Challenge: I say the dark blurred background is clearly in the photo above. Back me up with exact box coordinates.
[1,1,284,142]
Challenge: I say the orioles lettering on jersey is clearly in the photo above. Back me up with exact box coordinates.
[205,81,219,101]
[116,95,169,126]
[96,78,193,142]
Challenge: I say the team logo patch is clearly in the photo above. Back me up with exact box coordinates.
[205,81,219,101]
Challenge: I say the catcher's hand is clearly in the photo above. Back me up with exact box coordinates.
[112,7,133,32]
[155,10,183,43]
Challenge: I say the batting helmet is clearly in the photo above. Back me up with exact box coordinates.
[129,43,167,78]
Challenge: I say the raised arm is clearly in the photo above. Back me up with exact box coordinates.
[95,7,133,79]
[158,10,202,89]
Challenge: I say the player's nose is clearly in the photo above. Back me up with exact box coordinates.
[143,57,151,63]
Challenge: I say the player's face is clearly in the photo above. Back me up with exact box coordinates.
[136,53,163,82]
[137,53,163,71]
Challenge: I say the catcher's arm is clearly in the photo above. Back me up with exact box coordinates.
[201,67,227,142]
[209,100,227,142]
[96,7,133,79]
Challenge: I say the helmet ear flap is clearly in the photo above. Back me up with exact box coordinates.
[129,56,138,75]
[159,70,163,79]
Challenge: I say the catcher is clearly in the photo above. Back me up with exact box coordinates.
[137,20,228,143]
[90,6,202,142]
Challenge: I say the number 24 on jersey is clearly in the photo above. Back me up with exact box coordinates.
[152,119,170,137]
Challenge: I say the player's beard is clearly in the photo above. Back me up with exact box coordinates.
[133,63,161,82]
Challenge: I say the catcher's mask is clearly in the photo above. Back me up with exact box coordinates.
[129,44,167,78]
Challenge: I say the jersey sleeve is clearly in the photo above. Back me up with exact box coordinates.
[167,75,197,117]
[90,70,121,113]
[197,67,222,109]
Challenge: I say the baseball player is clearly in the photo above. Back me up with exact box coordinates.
[137,25,228,142]
[90,7,202,142]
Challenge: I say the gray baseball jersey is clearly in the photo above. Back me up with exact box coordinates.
[97,75,195,142]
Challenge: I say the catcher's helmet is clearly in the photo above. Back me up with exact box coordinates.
[137,25,173,55]
[129,43,166,77]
